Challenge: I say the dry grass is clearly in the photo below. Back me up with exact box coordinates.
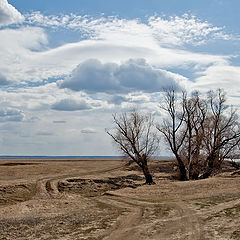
[0,158,239,239]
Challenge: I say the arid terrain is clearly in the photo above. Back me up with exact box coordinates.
[0,158,239,240]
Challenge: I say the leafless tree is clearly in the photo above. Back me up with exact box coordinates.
[201,89,240,178]
[107,110,160,184]
[157,88,240,180]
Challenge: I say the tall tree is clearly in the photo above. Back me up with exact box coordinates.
[157,89,240,180]
[107,110,159,184]
[201,89,240,178]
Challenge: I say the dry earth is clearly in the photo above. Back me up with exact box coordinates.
[0,158,239,240]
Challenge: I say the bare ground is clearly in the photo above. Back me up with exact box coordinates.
[0,158,239,240]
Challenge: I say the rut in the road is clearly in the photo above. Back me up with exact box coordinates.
[100,196,144,240]
[98,194,203,240]
[154,201,203,240]
[34,178,60,198]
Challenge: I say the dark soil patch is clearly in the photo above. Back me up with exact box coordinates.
[231,170,240,176]
[0,162,40,167]
[58,174,144,197]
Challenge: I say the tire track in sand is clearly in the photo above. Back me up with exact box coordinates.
[100,195,144,240]
[99,194,202,240]
[33,162,125,198]
[155,201,203,240]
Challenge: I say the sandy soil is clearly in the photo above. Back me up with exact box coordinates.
[0,158,239,240]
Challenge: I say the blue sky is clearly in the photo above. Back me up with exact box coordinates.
[0,0,240,155]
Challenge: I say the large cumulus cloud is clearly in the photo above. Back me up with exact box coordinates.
[59,59,186,93]
[0,0,24,26]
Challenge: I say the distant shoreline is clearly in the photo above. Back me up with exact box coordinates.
[0,156,238,162]
[0,155,172,160]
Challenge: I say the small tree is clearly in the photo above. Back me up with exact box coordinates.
[157,88,240,180]
[107,110,159,184]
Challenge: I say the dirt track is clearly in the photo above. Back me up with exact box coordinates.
[0,158,239,239]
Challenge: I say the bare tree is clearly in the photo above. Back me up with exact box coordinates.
[157,88,240,180]
[157,89,205,180]
[107,110,159,184]
[201,89,240,178]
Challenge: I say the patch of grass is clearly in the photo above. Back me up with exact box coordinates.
[0,201,123,240]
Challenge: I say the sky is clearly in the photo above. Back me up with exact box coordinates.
[0,0,240,156]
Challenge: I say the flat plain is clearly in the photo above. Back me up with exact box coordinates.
[0,158,239,240]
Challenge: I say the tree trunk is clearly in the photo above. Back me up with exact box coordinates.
[189,163,199,180]
[231,160,240,170]
[201,153,216,179]
[176,155,188,181]
[201,170,212,179]
[141,163,154,184]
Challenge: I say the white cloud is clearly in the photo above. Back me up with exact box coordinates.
[0,72,11,85]
[0,26,48,82]
[0,0,24,26]
[25,11,71,28]
[81,128,97,134]
[148,14,230,47]
[0,83,59,111]
[0,3,240,155]
[0,82,106,113]
[128,93,150,103]
[59,58,187,93]
[0,12,231,84]
[52,98,92,111]
[36,131,53,136]
[25,12,231,46]
[0,108,25,122]
[193,64,240,95]
[108,95,128,105]
[0,34,228,85]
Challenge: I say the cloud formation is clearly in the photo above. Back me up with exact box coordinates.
[51,98,92,111]
[0,1,240,156]
[0,72,11,85]
[0,11,231,85]
[81,128,96,134]
[59,59,186,93]
[108,95,128,105]
[0,26,48,82]
[194,65,240,92]
[0,0,24,26]
[0,108,25,122]
[36,131,53,136]
[148,14,230,47]
[25,12,230,46]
